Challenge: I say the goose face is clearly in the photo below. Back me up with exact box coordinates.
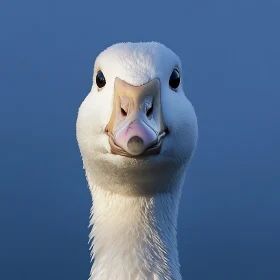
[77,42,198,196]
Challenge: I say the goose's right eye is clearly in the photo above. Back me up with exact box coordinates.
[96,70,106,89]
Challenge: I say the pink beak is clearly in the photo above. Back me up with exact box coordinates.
[106,78,167,157]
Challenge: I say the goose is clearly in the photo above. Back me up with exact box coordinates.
[76,42,198,280]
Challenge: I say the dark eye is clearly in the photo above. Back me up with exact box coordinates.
[96,70,106,88]
[169,68,180,90]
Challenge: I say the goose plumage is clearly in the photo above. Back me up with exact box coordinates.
[76,42,198,280]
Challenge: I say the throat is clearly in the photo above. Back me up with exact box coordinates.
[89,185,183,280]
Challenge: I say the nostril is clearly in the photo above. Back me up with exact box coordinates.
[146,104,153,117]
[120,96,129,117]
[121,107,127,116]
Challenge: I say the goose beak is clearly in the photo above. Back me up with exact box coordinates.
[105,77,168,157]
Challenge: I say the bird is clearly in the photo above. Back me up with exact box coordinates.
[76,42,198,280]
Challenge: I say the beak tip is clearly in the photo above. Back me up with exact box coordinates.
[127,136,145,156]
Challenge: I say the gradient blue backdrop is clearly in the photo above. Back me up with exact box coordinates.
[0,0,279,279]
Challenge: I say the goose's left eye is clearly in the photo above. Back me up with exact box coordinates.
[169,68,180,90]
[96,70,106,89]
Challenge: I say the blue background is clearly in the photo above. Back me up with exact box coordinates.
[0,0,279,279]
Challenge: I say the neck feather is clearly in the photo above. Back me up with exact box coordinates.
[88,176,185,280]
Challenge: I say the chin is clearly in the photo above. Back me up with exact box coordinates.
[80,136,193,196]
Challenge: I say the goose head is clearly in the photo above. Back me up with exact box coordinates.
[77,42,198,196]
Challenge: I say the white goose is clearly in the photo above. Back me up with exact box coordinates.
[76,42,198,280]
